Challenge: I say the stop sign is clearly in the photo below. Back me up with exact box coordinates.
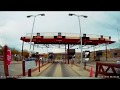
[7,50,11,65]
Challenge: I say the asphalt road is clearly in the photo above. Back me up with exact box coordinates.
[0,61,22,76]
[37,62,58,77]
[37,60,80,77]
[61,62,80,77]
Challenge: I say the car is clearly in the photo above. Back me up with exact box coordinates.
[117,61,120,64]
[39,57,43,60]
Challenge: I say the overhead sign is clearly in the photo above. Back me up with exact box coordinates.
[100,38,105,40]
[25,58,36,70]
[33,36,42,39]
[37,33,40,36]
[57,36,62,38]
[7,50,12,65]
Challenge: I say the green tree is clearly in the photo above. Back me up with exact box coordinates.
[0,45,3,55]
[10,48,20,55]
[21,50,29,58]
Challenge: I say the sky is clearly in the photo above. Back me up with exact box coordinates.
[0,11,120,54]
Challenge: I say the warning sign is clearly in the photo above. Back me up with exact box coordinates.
[25,58,36,70]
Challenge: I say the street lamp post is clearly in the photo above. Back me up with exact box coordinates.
[27,14,45,57]
[69,13,87,70]
[117,28,120,49]
[47,46,48,62]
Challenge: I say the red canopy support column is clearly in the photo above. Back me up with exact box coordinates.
[65,44,66,64]
[68,44,69,64]
[106,43,108,61]
[22,41,25,76]
[94,46,96,61]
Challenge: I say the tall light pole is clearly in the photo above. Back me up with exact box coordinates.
[27,14,45,57]
[69,13,87,69]
[117,28,120,49]
[47,46,48,62]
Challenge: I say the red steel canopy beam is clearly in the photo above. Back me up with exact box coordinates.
[20,37,115,45]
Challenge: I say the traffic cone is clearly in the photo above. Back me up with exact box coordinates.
[89,66,93,77]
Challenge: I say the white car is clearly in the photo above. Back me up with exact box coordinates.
[117,61,120,64]
[39,57,43,60]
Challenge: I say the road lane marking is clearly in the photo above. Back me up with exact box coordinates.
[53,63,62,77]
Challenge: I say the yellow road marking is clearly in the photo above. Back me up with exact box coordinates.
[53,63,62,77]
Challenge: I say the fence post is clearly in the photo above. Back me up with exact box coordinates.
[39,60,40,72]
[83,62,86,69]
[3,45,9,77]
[28,69,31,77]
[95,62,99,77]
[22,60,25,76]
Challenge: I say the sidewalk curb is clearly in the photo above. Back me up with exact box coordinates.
[74,64,96,73]
[16,62,51,78]
[67,64,81,76]
[35,63,52,76]
[32,62,49,72]
[73,64,105,77]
